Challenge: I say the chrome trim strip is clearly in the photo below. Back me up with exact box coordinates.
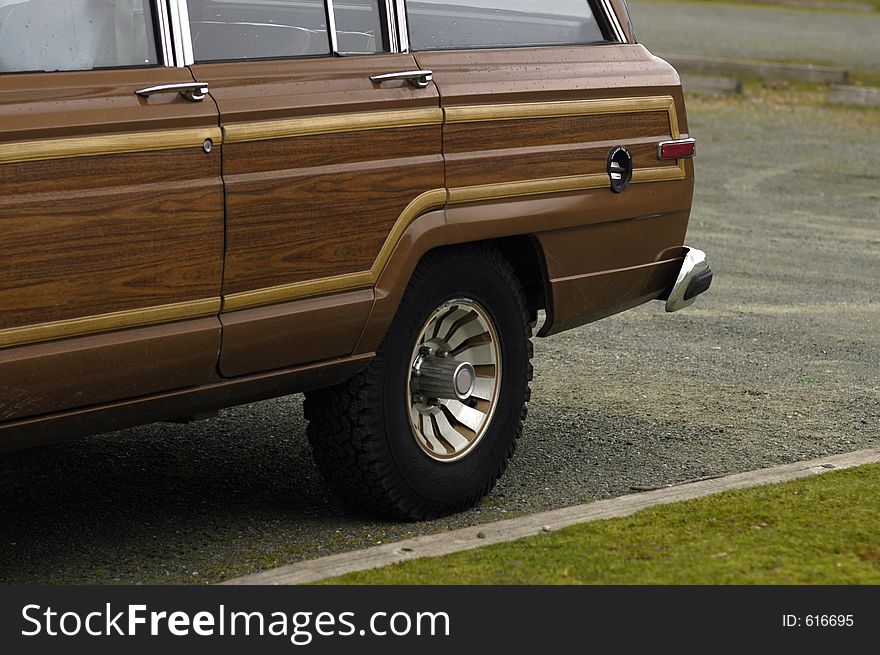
[395,0,410,52]
[154,0,175,66]
[326,0,340,54]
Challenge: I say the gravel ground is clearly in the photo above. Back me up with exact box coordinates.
[0,91,878,584]
[629,1,880,73]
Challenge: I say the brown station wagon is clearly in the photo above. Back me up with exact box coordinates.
[0,0,712,519]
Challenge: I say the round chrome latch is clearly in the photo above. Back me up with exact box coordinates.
[607,146,633,193]
[203,139,214,154]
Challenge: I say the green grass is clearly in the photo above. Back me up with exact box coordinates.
[323,464,880,584]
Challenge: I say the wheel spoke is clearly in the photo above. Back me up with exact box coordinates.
[470,377,496,402]
[442,400,486,433]
[454,342,496,366]
[420,415,447,455]
[446,315,488,351]
[409,401,421,429]
[429,408,471,451]
[432,306,470,341]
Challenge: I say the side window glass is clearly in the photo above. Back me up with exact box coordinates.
[333,0,390,55]
[187,0,331,62]
[405,0,607,51]
[0,0,159,73]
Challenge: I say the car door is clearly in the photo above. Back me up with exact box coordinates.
[406,0,695,333]
[186,0,444,376]
[0,0,224,424]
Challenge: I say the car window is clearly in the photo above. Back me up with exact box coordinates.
[333,0,390,55]
[188,0,332,62]
[187,0,390,62]
[0,0,159,73]
[405,0,607,51]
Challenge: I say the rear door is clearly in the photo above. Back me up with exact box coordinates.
[0,0,224,424]
[406,0,694,332]
[186,0,444,376]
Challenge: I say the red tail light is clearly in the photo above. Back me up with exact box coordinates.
[658,138,696,160]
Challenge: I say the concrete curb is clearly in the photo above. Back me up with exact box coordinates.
[829,84,880,108]
[223,448,880,585]
[661,53,849,85]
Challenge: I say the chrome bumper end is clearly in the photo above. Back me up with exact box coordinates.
[665,247,713,313]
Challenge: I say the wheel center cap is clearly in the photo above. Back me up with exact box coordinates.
[413,354,476,402]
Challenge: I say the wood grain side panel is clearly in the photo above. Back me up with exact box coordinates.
[0,149,224,330]
[0,148,215,195]
[222,129,444,296]
[222,125,440,176]
[445,141,676,188]
[444,111,671,154]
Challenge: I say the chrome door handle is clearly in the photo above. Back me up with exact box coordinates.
[370,70,433,89]
[135,82,209,102]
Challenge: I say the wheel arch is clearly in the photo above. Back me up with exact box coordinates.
[353,210,553,355]
[483,235,552,333]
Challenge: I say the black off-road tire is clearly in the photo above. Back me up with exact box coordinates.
[304,245,534,520]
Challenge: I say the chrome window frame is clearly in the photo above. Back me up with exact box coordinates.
[153,0,626,66]
[331,0,401,54]
[393,0,409,52]
[154,0,176,65]
[325,0,340,53]
[166,0,193,66]
[385,0,401,52]
[157,0,404,65]
[394,0,628,51]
